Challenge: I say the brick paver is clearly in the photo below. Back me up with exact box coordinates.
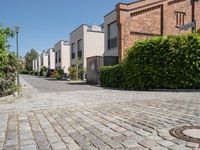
[0,76,200,149]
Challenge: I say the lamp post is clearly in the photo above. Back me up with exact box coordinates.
[15,26,20,86]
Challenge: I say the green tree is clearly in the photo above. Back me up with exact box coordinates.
[0,25,19,97]
[25,49,38,71]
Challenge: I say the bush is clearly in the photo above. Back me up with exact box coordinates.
[49,70,58,78]
[100,34,200,90]
[57,68,64,78]
[100,65,124,88]
[40,66,47,76]
[0,26,19,97]
[20,70,29,74]
[35,71,39,76]
[68,66,78,80]
[197,28,200,35]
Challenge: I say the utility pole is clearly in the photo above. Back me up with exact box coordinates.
[15,26,20,86]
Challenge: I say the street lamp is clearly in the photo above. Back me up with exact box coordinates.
[15,26,20,86]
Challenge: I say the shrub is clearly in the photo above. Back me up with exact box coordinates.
[39,66,47,76]
[57,68,64,78]
[35,71,39,76]
[0,26,19,97]
[197,28,200,35]
[100,34,200,90]
[20,70,29,74]
[68,66,78,80]
[50,70,58,78]
[100,64,124,88]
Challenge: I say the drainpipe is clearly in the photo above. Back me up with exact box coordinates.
[191,0,196,33]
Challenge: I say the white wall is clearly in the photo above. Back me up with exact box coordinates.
[104,10,118,57]
[83,26,105,68]
[54,41,70,73]
[41,52,48,68]
[70,25,104,69]
[48,48,55,69]
[32,60,35,71]
[37,55,41,71]
[34,59,38,71]
[70,26,84,66]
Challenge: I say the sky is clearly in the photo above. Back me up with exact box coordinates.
[0,0,133,57]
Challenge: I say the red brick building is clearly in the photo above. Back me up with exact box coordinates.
[104,0,200,61]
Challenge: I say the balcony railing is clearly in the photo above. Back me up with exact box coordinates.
[87,25,104,32]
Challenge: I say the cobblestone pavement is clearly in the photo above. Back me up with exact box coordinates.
[0,76,200,150]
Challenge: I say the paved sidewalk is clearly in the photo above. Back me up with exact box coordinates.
[0,76,200,150]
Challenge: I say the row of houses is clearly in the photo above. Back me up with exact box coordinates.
[32,25,105,75]
[33,0,200,83]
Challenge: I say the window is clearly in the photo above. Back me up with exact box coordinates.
[71,43,75,59]
[48,55,50,65]
[175,11,186,27]
[58,50,61,63]
[77,39,82,58]
[108,21,118,49]
[55,52,58,63]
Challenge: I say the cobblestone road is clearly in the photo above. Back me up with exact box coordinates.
[0,75,200,150]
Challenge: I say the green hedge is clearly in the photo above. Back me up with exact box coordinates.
[100,34,200,90]
[100,65,124,88]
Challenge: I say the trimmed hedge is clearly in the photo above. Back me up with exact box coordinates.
[100,65,124,88]
[100,34,200,90]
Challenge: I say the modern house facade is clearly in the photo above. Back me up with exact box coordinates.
[54,40,70,73]
[41,51,48,68]
[104,0,200,61]
[47,48,55,70]
[32,59,38,71]
[37,55,41,72]
[70,24,105,78]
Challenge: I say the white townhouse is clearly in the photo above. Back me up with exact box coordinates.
[47,48,55,70]
[32,59,38,71]
[70,24,105,78]
[37,54,41,71]
[41,51,48,68]
[54,40,70,73]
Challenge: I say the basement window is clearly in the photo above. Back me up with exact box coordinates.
[175,11,186,27]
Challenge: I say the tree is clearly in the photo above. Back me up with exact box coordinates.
[25,49,38,71]
[0,25,19,97]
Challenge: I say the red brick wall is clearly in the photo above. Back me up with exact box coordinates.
[195,1,200,30]
[117,0,200,61]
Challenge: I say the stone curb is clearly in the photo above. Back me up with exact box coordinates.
[0,91,22,103]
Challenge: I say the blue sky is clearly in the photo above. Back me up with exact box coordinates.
[0,0,133,56]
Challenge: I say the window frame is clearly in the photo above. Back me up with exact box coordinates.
[175,11,186,27]
[71,43,75,59]
[107,21,118,50]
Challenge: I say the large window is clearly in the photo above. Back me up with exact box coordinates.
[175,11,186,27]
[71,43,75,59]
[108,21,118,49]
[77,39,82,58]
